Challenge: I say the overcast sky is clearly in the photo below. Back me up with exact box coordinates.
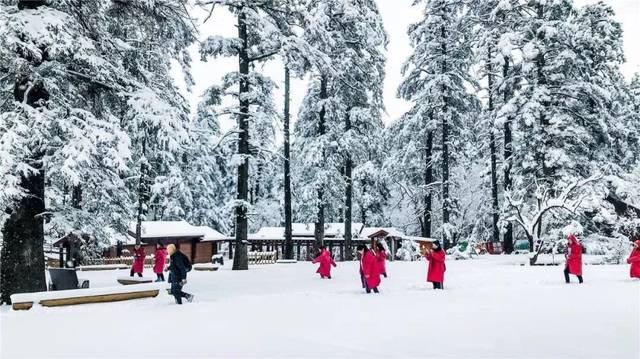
[176,0,640,129]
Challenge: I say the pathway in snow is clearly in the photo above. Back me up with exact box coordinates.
[1,256,638,358]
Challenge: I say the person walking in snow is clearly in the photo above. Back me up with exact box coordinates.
[564,234,583,284]
[357,244,381,293]
[626,239,640,279]
[167,244,194,304]
[425,240,446,289]
[130,244,145,278]
[154,243,167,282]
[375,242,388,278]
[312,246,337,279]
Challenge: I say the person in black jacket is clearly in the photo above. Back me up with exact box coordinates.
[166,244,194,304]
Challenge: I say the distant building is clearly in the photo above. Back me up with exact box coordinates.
[102,220,227,264]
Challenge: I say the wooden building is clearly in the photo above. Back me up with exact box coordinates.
[235,223,368,261]
[103,221,227,264]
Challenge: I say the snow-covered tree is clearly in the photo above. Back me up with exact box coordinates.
[198,0,301,269]
[182,86,234,233]
[501,1,638,248]
[0,0,195,303]
[393,0,478,247]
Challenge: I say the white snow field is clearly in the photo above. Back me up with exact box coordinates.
[1,256,638,359]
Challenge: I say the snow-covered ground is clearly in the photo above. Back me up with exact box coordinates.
[1,256,638,358]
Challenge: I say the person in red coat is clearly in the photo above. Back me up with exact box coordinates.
[627,240,640,279]
[154,243,167,282]
[564,234,583,284]
[312,246,337,279]
[130,244,146,278]
[375,242,388,278]
[357,244,381,293]
[425,240,446,289]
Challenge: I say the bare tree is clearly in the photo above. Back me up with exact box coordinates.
[504,175,601,265]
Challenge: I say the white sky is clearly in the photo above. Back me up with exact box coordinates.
[176,0,640,129]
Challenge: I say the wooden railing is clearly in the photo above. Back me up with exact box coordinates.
[83,256,155,267]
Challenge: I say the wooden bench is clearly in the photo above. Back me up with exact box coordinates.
[193,264,220,271]
[10,284,163,311]
[117,277,154,285]
[77,264,129,271]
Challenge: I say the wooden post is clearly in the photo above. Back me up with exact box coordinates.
[58,246,64,268]
[229,240,234,260]
[296,240,301,260]
[340,243,344,261]
[190,239,197,263]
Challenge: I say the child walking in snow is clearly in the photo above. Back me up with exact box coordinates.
[564,234,583,284]
[425,240,446,289]
[154,243,167,282]
[130,244,145,277]
[312,246,337,279]
[627,239,640,279]
[357,244,381,294]
[376,242,388,278]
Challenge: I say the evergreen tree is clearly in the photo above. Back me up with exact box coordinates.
[395,0,477,247]
[199,0,298,269]
[0,0,194,302]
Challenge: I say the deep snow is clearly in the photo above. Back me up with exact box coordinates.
[1,256,638,358]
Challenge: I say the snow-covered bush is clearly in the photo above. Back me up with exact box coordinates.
[396,239,420,261]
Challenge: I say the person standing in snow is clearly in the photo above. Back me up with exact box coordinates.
[130,244,145,278]
[357,244,381,293]
[167,244,194,304]
[626,239,640,279]
[425,240,446,289]
[312,246,337,279]
[375,242,388,278]
[564,234,583,284]
[153,243,167,282]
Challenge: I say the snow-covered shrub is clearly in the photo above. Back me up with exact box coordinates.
[396,239,420,261]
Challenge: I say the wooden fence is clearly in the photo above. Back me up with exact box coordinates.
[248,251,277,265]
[83,256,155,267]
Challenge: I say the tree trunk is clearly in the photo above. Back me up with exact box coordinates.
[313,75,328,257]
[344,111,353,260]
[135,137,147,246]
[422,129,433,238]
[0,78,49,304]
[233,8,250,270]
[502,57,514,254]
[487,45,500,245]
[440,23,451,249]
[283,66,294,260]
[533,3,550,246]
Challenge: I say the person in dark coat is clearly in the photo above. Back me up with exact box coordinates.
[167,244,193,304]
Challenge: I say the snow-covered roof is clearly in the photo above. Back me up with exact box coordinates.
[127,220,205,239]
[359,227,405,238]
[249,223,365,241]
[404,236,438,243]
[198,226,227,242]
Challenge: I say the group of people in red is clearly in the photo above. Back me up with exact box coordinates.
[313,240,445,293]
[312,233,640,291]
[561,233,640,283]
[129,243,168,282]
